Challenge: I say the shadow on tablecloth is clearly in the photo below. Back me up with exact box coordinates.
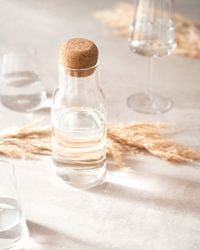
[21,221,101,250]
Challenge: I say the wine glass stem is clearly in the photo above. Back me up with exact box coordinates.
[145,57,153,101]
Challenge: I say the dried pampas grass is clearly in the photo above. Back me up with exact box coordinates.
[107,123,200,165]
[0,122,199,166]
[93,3,200,59]
[0,124,51,159]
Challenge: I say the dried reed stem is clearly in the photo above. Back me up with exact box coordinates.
[0,122,199,166]
[107,123,200,165]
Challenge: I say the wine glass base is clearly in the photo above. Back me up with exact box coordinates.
[127,92,173,114]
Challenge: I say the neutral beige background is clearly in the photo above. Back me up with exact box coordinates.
[0,1,200,249]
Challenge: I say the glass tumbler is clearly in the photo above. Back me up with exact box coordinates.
[0,46,46,113]
[52,64,107,189]
[0,160,28,250]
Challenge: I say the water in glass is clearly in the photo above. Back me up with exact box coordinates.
[0,47,46,112]
[52,107,106,168]
[0,198,25,249]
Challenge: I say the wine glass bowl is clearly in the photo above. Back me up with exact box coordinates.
[128,0,176,114]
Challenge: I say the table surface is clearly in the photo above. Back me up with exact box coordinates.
[0,0,200,250]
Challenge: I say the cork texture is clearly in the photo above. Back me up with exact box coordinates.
[60,38,98,77]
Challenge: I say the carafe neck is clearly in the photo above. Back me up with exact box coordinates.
[59,64,99,90]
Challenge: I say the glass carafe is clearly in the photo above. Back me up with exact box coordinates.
[52,64,107,189]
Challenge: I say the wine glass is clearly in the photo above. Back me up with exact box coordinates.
[128,0,176,114]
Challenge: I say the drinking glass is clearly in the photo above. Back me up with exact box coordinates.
[128,0,176,114]
[0,159,28,249]
[0,46,47,113]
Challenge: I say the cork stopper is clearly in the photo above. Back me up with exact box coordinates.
[59,38,98,77]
